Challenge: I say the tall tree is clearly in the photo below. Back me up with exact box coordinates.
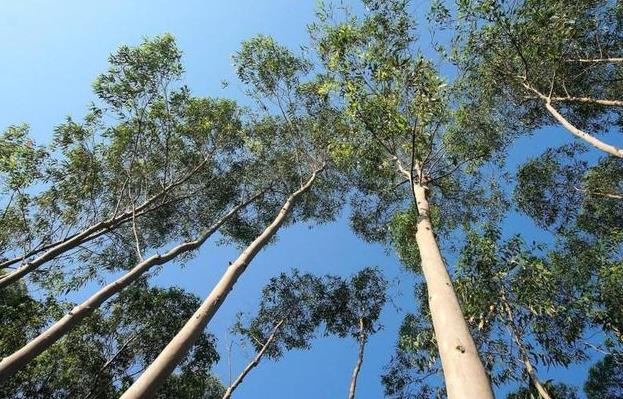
[311,1,506,397]
[0,35,269,380]
[120,35,342,398]
[0,34,245,290]
[321,267,387,399]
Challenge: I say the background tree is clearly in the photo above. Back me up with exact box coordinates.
[0,35,270,381]
[584,354,623,399]
[515,143,623,242]
[224,270,325,398]
[321,267,388,399]
[506,382,579,399]
[0,34,247,292]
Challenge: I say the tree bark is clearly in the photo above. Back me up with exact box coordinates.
[222,319,285,399]
[412,182,494,399]
[119,167,323,399]
[0,192,262,381]
[348,318,366,399]
[0,158,209,289]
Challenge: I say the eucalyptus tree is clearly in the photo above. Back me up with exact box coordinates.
[223,270,325,399]
[0,125,49,262]
[0,34,246,291]
[0,281,224,399]
[0,36,267,380]
[120,35,343,398]
[439,0,623,157]
[322,267,387,399]
[311,1,507,397]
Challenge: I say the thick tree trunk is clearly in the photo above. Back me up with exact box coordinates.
[412,183,494,399]
[0,193,261,381]
[0,159,209,289]
[222,319,284,399]
[348,318,366,399]
[120,168,322,399]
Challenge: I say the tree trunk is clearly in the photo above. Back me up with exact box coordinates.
[0,193,261,381]
[0,159,209,289]
[567,57,623,63]
[544,102,623,158]
[348,318,366,399]
[550,96,623,107]
[222,319,285,399]
[520,81,623,158]
[502,301,552,399]
[412,182,494,399]
[120,167,322,399]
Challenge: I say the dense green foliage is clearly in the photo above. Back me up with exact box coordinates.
[2,0,623,397]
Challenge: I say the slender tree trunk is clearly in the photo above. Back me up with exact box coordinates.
[120,167,322,399]
[222,319,285,399]
[0,159,209,289]
[567,57,623,63]
[520,81,623,158]
[412,182,494,399]
[0,193,261,381]
[543,102,623,158]
[549,96,623,107]
[575,187,623,200]
[501,301,552,399]
[348,318,366,399]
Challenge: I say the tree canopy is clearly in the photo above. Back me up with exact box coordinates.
[1,1,622,398]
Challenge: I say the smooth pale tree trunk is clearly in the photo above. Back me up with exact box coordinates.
[502,301,552,399]
[520,81,623,158]
[0,192,261,381]
[222,319,285,399]
[567,57,623,63]
[0,159,208,289]
[574,186,623,200]
[348,318,366,399]
[543,102,623,158]
[412,183,494,399]
[120,167,322,399]
[550,96,623,107]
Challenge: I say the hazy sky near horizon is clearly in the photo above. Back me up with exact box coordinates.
[0,1,613,398]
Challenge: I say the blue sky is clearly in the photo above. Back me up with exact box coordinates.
[1,1,619,398]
